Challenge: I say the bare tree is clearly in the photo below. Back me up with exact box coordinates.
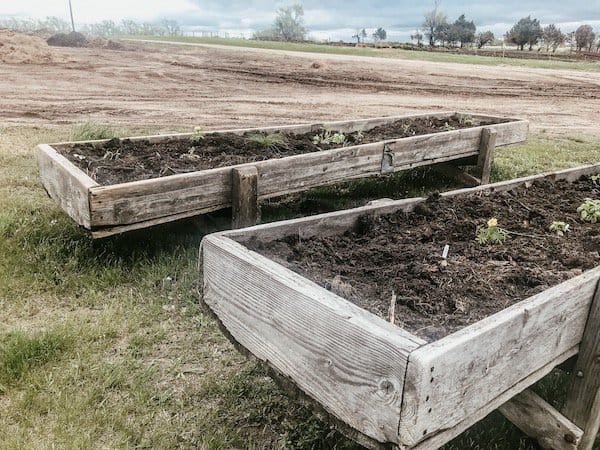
[352,28,367,43]
[422,0,447,46]
[411,30,424,46]
[542,24,565,52]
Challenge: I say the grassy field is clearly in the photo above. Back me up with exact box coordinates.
[131,36,600,72]
[1,124,599,449]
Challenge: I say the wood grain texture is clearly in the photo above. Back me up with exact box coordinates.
[498,389,582,450]
[36,144,98,229]
[399,266,600,447]
[476,127,497,184]
[563,281,600,429]
[404,346,578,450]
[82,114,526,228]
[579,388,600,450]
[231,166,259,228]
[226,163,600,246]
[201,234,425,445]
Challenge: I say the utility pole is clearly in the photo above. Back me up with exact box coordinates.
[68,0,75,32]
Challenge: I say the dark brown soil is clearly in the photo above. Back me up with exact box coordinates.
[61,115,504,185]
[47,32,87,48]
[247,177,600,342]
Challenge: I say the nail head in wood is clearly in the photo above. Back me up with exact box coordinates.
[231,165,259,229]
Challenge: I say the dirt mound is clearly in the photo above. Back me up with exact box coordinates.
[0,29,59,64]
[47,31,87,47]
[87,36,124,50]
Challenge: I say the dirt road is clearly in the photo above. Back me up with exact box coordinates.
[1,39,599,135]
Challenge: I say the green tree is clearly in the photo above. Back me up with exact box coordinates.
[372,27,387,42]
[273,3,307,41]
[575,24,595,51]
[475,30,494,48]
[542,24,565,52]
[452,14,476,47]
[505,16,542,50]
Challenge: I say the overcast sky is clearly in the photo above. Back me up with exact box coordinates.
[2,0,600,41]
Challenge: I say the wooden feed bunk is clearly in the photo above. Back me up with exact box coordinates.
[36,112,527,238]
[200,163,600,450]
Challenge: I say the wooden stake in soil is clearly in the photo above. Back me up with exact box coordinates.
[231,166,259,229]
[562,280,600,449]
[476,127,497,185]
[389,291,397,324]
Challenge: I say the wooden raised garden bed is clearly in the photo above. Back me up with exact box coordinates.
[36,112,528,238]
[200,163,600,449]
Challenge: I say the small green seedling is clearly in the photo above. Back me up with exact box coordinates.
[247,132,289,151]
[577,199,600,223]
[180,148,200,160]
[102,150,120,161]
[458,114,475,126]
[549,221,570,236]
[476,218,509,245]
[441,122,456,132]
[313,127,347,146]
[591,175,600,186]
[354,130,365,142]
[192,126,205,140]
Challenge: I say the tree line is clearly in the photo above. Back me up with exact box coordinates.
[0,16,181,37]
[419,4,600,52]
[2,5,599,53]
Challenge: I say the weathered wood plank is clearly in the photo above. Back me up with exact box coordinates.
[36,144,98,229]
[231,166,259,228]
[563,281,600,435]
[226,163,600,246]
[579,388,600,450]
[201,235,425,445]
[476,127,497,184]
[398,266,600,447]
[498,389,583,450]
[85,116,527,228]
[405,346,579,450]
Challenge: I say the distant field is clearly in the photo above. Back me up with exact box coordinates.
[131,35,600,71]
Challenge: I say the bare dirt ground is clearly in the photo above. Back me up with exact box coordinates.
[1,39,599,136]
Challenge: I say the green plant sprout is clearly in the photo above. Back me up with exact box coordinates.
[458,114,475,126]
[476,218,510,245]
[591,175,600,186]
[192,126,205,140]
[549,221,570,236]
[441,122,456,132]
[180,148,200,160]
[313,127,347,146]
[354,130,365,142]
[577,199,600,223]
[247,132,289,151]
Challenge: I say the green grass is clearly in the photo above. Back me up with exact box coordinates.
[70,122,131,141]
[0,124,599,449]
[130,35,600,72]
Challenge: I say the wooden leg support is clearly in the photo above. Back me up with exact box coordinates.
[231,166,260,229]
[563,281,600,450]
[476,127,497,185]
[499,281,600,450]
[433,127,498,187]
